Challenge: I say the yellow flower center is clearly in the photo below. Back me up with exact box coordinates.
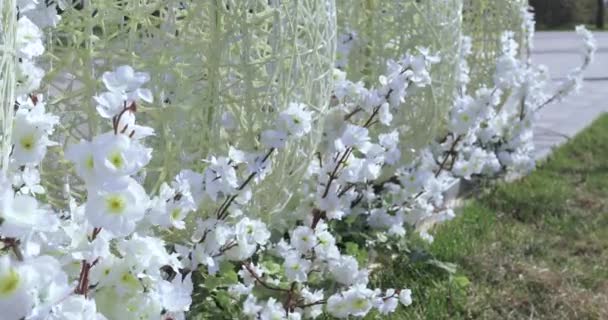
[19,134,35,151]
[105,195,126,215]
[353,298,367,309]
[120,272,140,290]
[0,268,20,297]
[108,151,123,169]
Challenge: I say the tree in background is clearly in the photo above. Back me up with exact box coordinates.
[598,0,605,29]
[529,0,599,29]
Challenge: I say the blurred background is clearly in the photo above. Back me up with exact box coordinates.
[530,0,606,29]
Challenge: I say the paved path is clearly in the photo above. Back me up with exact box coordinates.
[531,31,608,159]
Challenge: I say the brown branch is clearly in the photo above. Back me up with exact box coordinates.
[344,107,363,121]
[244,263,289,293]
[0,238,24,261]
[216,148,275,220]
[284,282,298,315]
[435,135,462,178]
[297,299,327,309]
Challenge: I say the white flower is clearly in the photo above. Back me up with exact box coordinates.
[203,156,239,201]
[23,2,62,28]
[330,256,368,286]
[225,218,271,261]
[300,288,324,318]
[148,182,196,230]
[159,274,193,312]
[316,183,345,220]
[102,65,153,103]
[229,148,273,182]
[193,220,232,268]
[279,102,313,138]
[176,169,205,206]
[16,166,45,195]
[16,17,44,59]
[242,295,262,317]
[449,96,478,135]
[91,132,152,179]
[11,256,70,318]
[283,254,311,283]
[374,289,399,315]
[17,0,38,12]
[576,25,597,53]
[291,226,317,253]
[11,108,57,166]
[228,283,253,297]
[238,264,264,286]
[342,285,375,317]
[85,177,149,237]
[16,60,44,95]
[94,91,126,119]
[399,289,413,306]
[224,242,255,262]
[399,168,433,195]
[118,234,178,277]
[236,218,271,245]
[0,256,31,320]
[95,286,161,320]
[314,230,340,260]
[379,131,400,165]
[259,298,286,320]
[0,187,58,238]
[326,294,349,318]
[65,140,98,184]
[378,102,392,125]
[334,124,370,152]
[48,295,103,320]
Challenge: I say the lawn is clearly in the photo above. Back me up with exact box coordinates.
[370,114,608,319]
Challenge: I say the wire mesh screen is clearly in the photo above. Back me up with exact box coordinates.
[0,0,18,174]
[43,0,337,222]
[337,0,463,161]
[463,0,529,91]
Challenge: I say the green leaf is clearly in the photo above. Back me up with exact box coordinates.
[261,260,281,275]
[215,291,234,309]
[345,241,360,256]
[204,276,221,290]
[452,275,471,289]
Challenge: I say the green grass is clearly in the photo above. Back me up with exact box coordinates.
[372,114,608,319]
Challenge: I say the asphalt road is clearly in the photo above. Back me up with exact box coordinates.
[531,31,608,159]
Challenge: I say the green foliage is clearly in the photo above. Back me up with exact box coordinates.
[189,262,242,320]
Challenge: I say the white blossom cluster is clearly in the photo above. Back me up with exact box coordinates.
[337,15,597,243]
[0,2,598,320]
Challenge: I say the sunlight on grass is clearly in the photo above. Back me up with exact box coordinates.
[376,114,608,319]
